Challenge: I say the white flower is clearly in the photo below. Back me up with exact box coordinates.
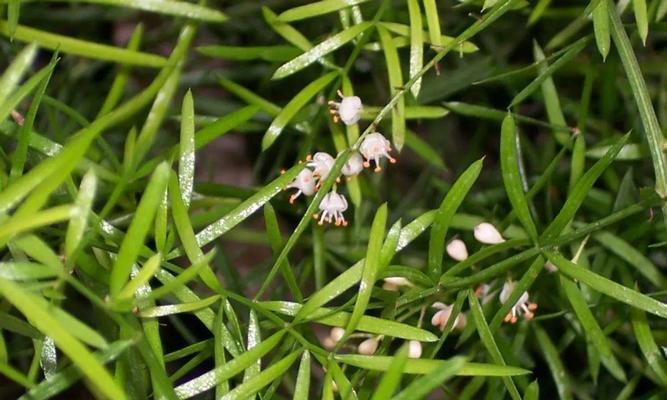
[382,276,413,291]
[315,190,348,226]
[307,152,336,182]
[446,239,468,261]
[322,336,336,349]
[473,222,505,244]
[330,327,345,343]
[430,302,466,331]
[499,280,537,324]
[328,90,363,125]
[408,340,422,359]
[285,168,316,204]
[358,337,379,355]
[359,132,396,172]
[342,152,364,178]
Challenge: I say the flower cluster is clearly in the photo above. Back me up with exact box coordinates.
[285,92,397,226]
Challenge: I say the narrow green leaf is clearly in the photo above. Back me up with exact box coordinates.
[293,351,311,400]
[560,275,627,381]
[218,78,280,115]
[391,356,466,400]
[592,0,610,60]
[272,23,371,79]
[20,340,133,400]
[263,301,438,342]
[29,0,227,22]
[65,170,96,259]
[405,129,446,169]
[377,25,405,150]
[174,330,286,399]
[0,61,55,125]
[0,20,166,67]
[242,310,261,387]
[0,262,58,281]
[0,278,125,400]
[633,0,649,45]
[371,345,408,400]
[524,380,539,400]
[335,355,530,376]
[0,205,75,245]
[220,350,301,400]
[422,0,441,46]
[116,254,161,302]
[593,231,665,288]
[540,134,628,242]
[407,0,424,98]
[533,323,573,400]
[0,42,38,104]
[262,7,314,51]
[608,2,667,223]
[631,306,667,385]
[214,305,229,397]
[262,72,337,149]
[109,162,169,295]
[7,0,20,38]
[264,203,302,301]
[198,45,300,62]
[345,203,388,337]
[468,290,522,400]
[378,22,478,53]
[278,0,370,22]
[532,41,570,146]
[147,251,215,302]
[428,158,483,279]
[545,252,667,318]
[511,38,588,107]
[179,90,195,208]
[139,295,220,318]
[500,114,538,242]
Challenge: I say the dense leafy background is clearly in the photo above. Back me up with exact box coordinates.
[0,0,666,399]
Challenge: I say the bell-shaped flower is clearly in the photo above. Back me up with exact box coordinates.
[359,132,396,172]
[342,152,364,178]
[430,302,466,331]
[316,190,349,226]
[286,168,316,204]
[307,152,336,182]
[328,90,363,125]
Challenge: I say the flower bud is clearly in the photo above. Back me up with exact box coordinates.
[544,261,558,273]
[473,222,505,244]
[357,337,379,355]
[408,340,422,359]
[330,327,345,342]
[446,239,468,261]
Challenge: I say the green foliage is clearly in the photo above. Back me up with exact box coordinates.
[0,0,666,399]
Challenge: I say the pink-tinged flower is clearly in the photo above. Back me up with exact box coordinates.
[342,152,364,178]
[359,132,396,172]
[328,90,363,125]
[315,190,349,226]
[285,168,316,204]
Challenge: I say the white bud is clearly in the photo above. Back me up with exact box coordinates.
[382,281,399,291]
[446,239,468,261]
[322,336,336,349]
[383,276,412,287]
[408,340,422,359]
[357,337,379,355]
[474,222,505,244]
[330,327,345,342]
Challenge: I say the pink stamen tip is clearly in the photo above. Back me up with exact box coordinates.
[374,166,382,173]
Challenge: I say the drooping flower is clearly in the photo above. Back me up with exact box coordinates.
[499,280,537,324]
[474,222,505,244]
[475,283,494,305]
[446,239,469,261]
[408,340,422,359]
[285,168,316,204]
[328,90,363,125]
[342,152,364,178]
[307,152,336,182]
[315,190,349,226]
[359,132,396,172]
[430,302,466,331]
